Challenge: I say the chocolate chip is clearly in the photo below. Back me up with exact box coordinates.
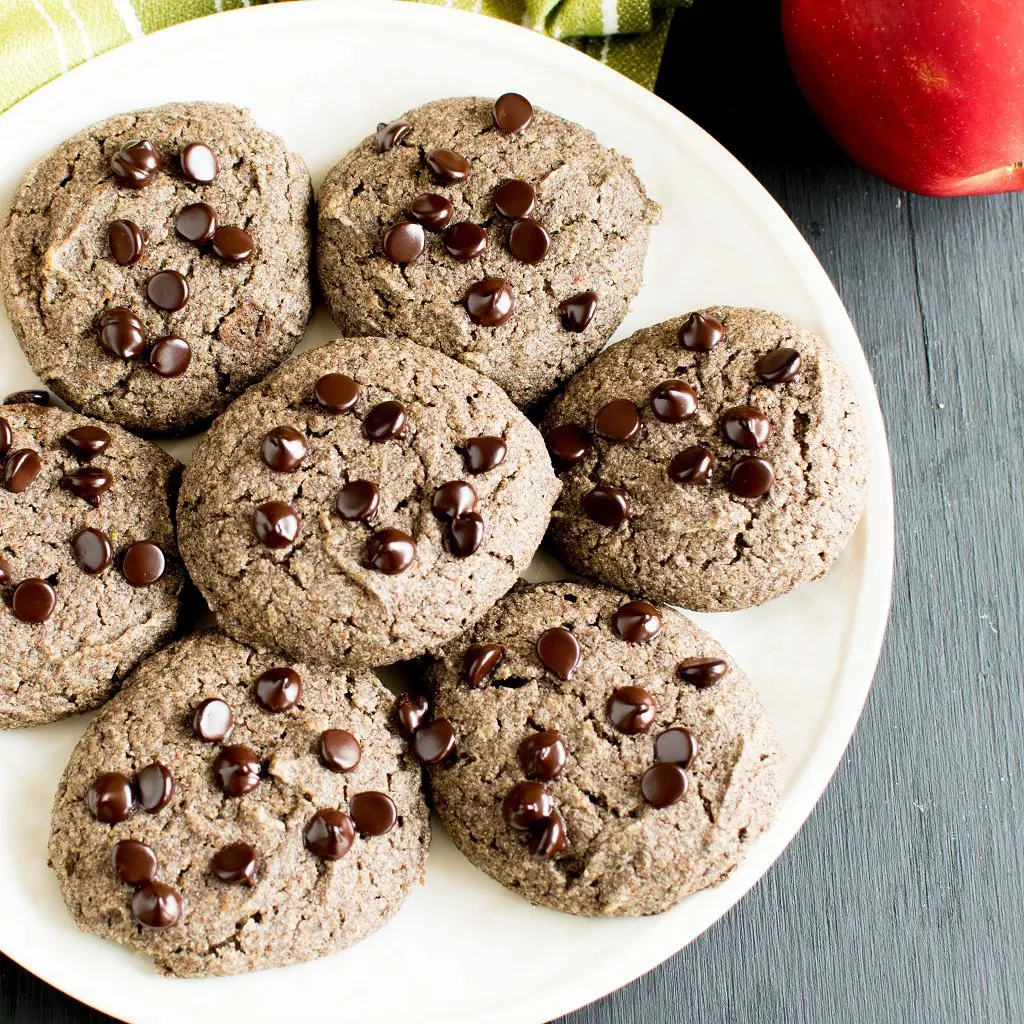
[335,480,380,522]
[0,557,10,584]
[668,446,714,486]
[3,389,48,406]
[367,528,416,574]
[654,727,698,768]
[192,697,233,742]
[431,480,477,521]
[3,449,41,492]
[448,512,484,557]
[650,380,698,423]
[180,142,217,184]
[607,686,657,734]
[11,579,55,623]
[108,219,145,265]
[63,425,111,461]
[62,466,112,506]
[677,656,729,689]
[529,810,569,860]
[582,485,631,527]
[426,148,471,184]
[350,792,397,836]
[304,809,355,860]
[493,93,533,134]
[131,881,182,928]
[211,226,254,263]
[409,193,454,232]
[559,291,598,333]
[175,202,217,245]
[508,218,550,264]
[212,843,259,886]
[148,336,192,377]
[729,456,774,498]
[536,627,580,681]
[319,729,361,773]
[502,781,553,830]
[756,347,802,384]
[97,307,146,360]
[363,400,407,441]
[641,763,689,808]
[87,772,135,823]
[443,222,487,262]
[110,140,162,189]
[313,373,360,414]
[611,600,663,644]
[376,120,412,153]
[383,221,425,264]
[679,311,725,352]
[146,270,189,312]
[720,405,772,449]
[517,731,567,782]
[466,277,515,326]
[112,840,158,885]
[594,399,641,443]
[0,417,10,458]
[136,762,175,812]
[71,527,113,575]
[546,424,591,466]
[254,667,302,712]
[213,745,262,797]
[395,692,430,738]
[463,436,506,474]
[412,717,457,764]
[122,541,166,586]
[493,179,535,219]
[260,425,307,472]
[253,501,300,548]
[462,643,504,687]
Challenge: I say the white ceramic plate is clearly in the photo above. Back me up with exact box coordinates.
[0,3,894,1021]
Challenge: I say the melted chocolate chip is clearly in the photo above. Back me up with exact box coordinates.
[363,400,407,441]
[350,792,397,836]
[582,484,631,527]
[463,436,506,474]
[502,781,553,830]
[254,667,302,712]
[517,731,567,782]
[729,456,775,498]
[11,578,55,623]
[335,480,380,522]
[0,417,10,459]
[253,502,300,548]
[0,557,11,584]
[594,399,641,443]
[122,541,166,586]
[97,307,146,360]
[87,772,135,823]
[110,140,161,189]
[650,380,698,423]
[192,698,234,742]
[443,222,488,262]
[409,193,454,232]
[108,219,145,265]
[546,423,591,465]
[426,148,471,184]
[376,120,412,153]
[559,291,598,333]
[466,278,515,326]
[72,527,113,575]
[213,745,262,797]
[63,466,112,506]
[668,446,714,486]
[677,656,729,689]
[431,480,477,521]
[319,729,361,773]
[493,93,533,134]
[212,842,259,886]
[720,405,772,449]
[136,762,175,812]
[448,513,484,557]
[63,425,111,461]
[529,810,569,860]
[175,202,217,245]
[641,763,689,808]
[462,643,504,687]
[536,627,581,681]
[611,601,663,644]
[412,717,457,764]
[367,528,416,574]
[383,221,425,264]
[3,389,48,406]
[493,179,535,219]
[395,692,430,738]
[756,347,802,384]
[112,840,158,885]
[180,142,217,184]
[654,727,698,768]
[211,226,254,264]
[260,425,307,472]
[508,218,551,264]
[148,335,192,378]
[3,449,41,493]
[304,809,355,860]
[131,881,182,928]
[314,373,360,414]
[679,311,724,352]
[146,270,189,312]
[607,686,657,734]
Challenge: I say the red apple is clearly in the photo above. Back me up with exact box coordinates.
[782,0,1024,195]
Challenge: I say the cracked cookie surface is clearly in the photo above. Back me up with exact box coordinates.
[542,306,870,611]
[48,630,430,977]
[0,102,313,433]
[424,581,783,916]
[317,96,659,408]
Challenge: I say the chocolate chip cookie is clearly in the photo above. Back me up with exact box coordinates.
[48,630,430,977]
[178,336,560,667]
[0,400,185,728]
[317,95,659,408]
[1,102,313,433]
[419,581,783,916]
[542,306,870,611]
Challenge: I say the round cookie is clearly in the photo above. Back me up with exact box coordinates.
[48,630,430,977]
[0,400,185,729]
[419,581,783,916]
[178,336,560,667]
[1,102,313,433]
[542,306,870,611]
[317,95,660,408]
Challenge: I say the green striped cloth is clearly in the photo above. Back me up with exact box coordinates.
[0,0,689,114]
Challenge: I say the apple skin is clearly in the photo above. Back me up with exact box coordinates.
[782,0,1024,196]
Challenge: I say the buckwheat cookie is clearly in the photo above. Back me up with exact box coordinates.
[415,581,782,916]
[317,94,660,408]
[0,102,313,433]
[178,336,560,667]
[0,399,185,729]
[542,306,870,611]
[48,631,430,977]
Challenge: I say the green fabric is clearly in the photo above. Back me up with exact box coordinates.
[0,0,688,114]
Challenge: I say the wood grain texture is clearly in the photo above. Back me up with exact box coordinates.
[4,1,1024,1021]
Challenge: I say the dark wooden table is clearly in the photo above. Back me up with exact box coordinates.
[4,2,1023,1021]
